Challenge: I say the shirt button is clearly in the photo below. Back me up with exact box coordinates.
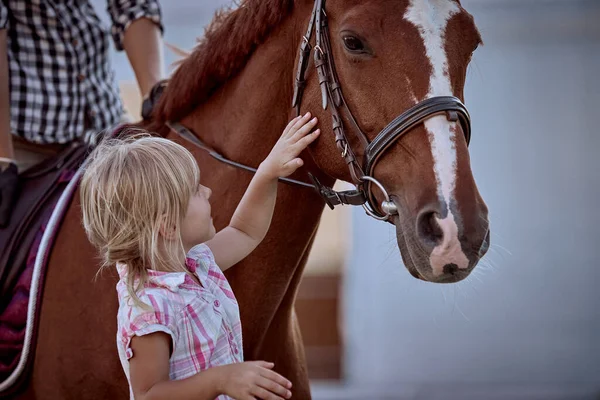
[213,300,220,308]
[77,74,85,82]
[72,39,79,46]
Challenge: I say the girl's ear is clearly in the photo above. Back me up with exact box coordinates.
[158,214,178,240]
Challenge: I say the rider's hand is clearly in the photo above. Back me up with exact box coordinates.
[258,113,320,180]
[0,162,18,228]
[218,361,292,400]
[141,80,168,120]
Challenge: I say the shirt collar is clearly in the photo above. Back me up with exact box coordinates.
[116,259,198,291]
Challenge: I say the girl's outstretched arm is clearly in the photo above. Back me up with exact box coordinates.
[206,113,320,271]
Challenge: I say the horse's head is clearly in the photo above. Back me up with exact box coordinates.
[300,0,489,283]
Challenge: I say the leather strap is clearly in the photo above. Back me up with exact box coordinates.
[292,0,321,114]
[364,96,471,175]
[166,122,368,209]
[318,5,367,184]
[167,122,315,189]
[309,173,366,209]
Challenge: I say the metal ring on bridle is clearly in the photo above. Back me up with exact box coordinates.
[341,142,348,158]
[314,45,324,57]
[359,176,398,221]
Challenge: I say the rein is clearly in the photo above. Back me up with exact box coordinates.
[166,121,313,189]
[165,121,368,208]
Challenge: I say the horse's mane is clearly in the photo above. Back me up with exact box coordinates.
[153,0,295,123]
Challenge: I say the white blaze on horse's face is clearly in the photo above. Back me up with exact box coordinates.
[404,0,470,276]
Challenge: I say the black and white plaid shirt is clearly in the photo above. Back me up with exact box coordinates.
[0,1,162,144]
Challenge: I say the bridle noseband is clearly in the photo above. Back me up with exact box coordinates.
[159,0,472,222]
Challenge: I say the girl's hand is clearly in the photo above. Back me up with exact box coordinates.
[219,361,292,400]
[258,113,320,180]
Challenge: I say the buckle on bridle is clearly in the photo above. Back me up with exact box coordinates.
[309,173,368,210]
[341,142,348,158]
[309,173,337,209]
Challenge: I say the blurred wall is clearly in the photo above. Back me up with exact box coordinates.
[342,1,600,399]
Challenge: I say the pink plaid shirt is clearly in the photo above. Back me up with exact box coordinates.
[115,244,243,400]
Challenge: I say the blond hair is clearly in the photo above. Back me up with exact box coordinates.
[80,130,200,307]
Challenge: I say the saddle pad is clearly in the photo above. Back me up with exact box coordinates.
[0,143,88,304]
[0,153,86,396]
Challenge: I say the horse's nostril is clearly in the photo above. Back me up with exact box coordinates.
[443,263,459,275]
[417,211,443,248]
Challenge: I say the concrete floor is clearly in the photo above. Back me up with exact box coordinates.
[309,381,600,400]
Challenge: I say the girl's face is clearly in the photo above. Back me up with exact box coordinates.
[180,183,215,251]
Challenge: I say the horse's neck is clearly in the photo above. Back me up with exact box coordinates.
[181,22,299,167]
[180,4,332,267]
[172,6,332,388]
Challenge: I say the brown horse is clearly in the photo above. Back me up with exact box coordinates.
[18,0,488,398]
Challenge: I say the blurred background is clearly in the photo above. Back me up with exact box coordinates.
[92,0,600,398]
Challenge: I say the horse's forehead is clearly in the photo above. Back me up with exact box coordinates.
[403,0,461,39]
[401,0,467,58]
[402,0,464,97]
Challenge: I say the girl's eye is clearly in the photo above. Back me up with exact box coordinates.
[343,35,365,53]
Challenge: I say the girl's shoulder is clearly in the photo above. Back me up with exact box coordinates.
[186,243,220,276]
[116,280,181,319]
[187,244,236,302]
[186,243,216,264]
[115,271,191,323]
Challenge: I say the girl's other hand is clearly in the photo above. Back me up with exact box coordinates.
[219,361,292,400]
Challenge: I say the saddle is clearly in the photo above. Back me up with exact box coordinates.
[0,141,88,393]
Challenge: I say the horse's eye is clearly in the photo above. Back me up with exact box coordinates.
[343,36,365,52]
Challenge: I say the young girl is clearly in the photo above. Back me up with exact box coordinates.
[80,113,320,400]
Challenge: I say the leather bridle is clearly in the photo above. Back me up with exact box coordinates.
[293,0,472,220]
[160,0,472,221]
